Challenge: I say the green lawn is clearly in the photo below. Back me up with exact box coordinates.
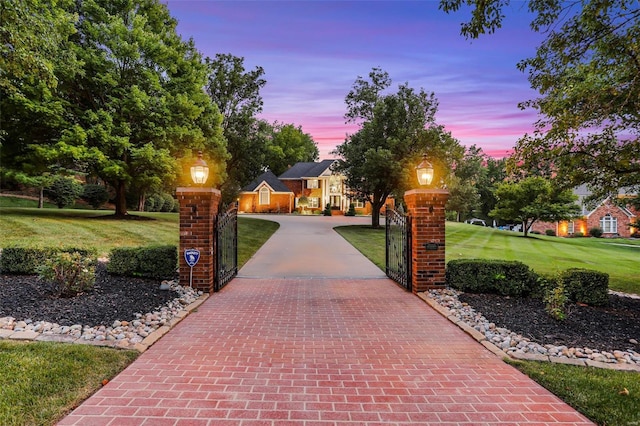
[0,205,279,268]
[508,360,640,426]
[0,341,138,426]
[335,221,640,294]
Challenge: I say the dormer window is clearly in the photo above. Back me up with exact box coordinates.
[307,179,318,189]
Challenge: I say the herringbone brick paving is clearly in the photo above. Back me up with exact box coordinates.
[60,277,593,425]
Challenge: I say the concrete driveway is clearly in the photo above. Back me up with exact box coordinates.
[239,214,386,279]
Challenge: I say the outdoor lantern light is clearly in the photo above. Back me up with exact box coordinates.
[190,151,209,185]
[416,154,434,186]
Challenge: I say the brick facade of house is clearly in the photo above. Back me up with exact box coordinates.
[531,198,638,238]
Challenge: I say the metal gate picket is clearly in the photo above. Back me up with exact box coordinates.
[385,206,411,291]
[215,202,238,291]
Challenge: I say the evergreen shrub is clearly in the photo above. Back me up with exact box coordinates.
[81,184,109,209]
[545,229,556,236]
[560,268,609,306]
[107,245,177,279]
[589,227,603,238]
[0,247,97,274]
[445,259,538,296]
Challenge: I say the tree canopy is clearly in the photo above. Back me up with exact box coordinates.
[490,176,580,237]
[334,68,463,228]
[1,0,228,216]
[441,0,640,201]
[265,123,319,176]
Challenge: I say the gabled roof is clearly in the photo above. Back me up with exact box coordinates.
[585,197,637,219]
[278,159,336,179]
[241,171,292,193]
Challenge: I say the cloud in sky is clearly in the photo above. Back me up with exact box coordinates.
[166,0,545,158]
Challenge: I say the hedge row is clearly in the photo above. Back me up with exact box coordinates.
[1,245,177,280]
[0,247,97,274]
[446,259,609,306]
[106,245,177,280]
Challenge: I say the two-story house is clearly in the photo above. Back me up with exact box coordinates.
[238,160,371,215]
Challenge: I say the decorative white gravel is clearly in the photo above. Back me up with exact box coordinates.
[427,288,640,366]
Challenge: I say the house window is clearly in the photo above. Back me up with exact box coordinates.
[600,214,617,234]
[309,197,319,208]
[351,199,364,209]
[567,221,575,234]
[259,187,270,205]
[307,179,318,189]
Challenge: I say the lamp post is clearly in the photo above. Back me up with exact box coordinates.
[404,153,449,293]
[190,151,209,185]
[177,151,220,293]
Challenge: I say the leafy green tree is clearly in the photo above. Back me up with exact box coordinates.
[490,176,580,237]
[206,54,268,200]
[45,175,83,209]
[81,184,110,209]
[441,0,640,200]
[0,0,79,201]
[59,0,227,217]
[446,175,480,222]
[265,123,319,176]
[334,68,463,228]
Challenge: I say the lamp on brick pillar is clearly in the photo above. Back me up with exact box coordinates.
[177,151,220,293]
[404,154,449,294]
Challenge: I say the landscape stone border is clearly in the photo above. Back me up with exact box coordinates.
[0,290,209,353]
[417,291,640,372]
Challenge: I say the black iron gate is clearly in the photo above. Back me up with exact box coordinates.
[385,206,411,291]
[215,202,238,291]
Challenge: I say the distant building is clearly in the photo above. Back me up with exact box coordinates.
[238,160,373,215]
[531,185,638,238]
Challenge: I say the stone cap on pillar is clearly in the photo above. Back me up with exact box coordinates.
[404,188,450,196]
[177,187,221,195]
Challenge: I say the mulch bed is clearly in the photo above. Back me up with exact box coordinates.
[458,292,640,354]
[0,264,178,328]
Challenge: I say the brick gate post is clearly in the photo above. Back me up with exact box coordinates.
[404,189,449,294]
[177,187,221,293]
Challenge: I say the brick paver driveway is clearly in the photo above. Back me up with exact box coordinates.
[60,215,593,425]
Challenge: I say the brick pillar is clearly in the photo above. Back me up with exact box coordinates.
[177,187,221,293]
[404,189,449,293]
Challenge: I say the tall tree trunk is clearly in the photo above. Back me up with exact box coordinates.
[138,193,145,212]
[114,181,128,217]
[38,187,44,209]
[371,199,385,229]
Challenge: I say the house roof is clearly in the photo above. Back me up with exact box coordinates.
[241,171,292,193]
[585,196,637,219]
[278,159,335,179]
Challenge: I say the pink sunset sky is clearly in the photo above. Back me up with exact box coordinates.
[165,1,545,159]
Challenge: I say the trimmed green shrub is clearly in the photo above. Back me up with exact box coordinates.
[545,229,556,236]
[0,247,97,274]
[572,232,584,237]
[81,184,110,209]
[589,227,603,238]
[446,259,538,296]
[323,203,332,216]
[37,251,96,297]
[345,203,356,216]
[107,245,177,279]
[560,268,609,307]
[45,176,82,208]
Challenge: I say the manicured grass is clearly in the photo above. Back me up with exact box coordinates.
[0,196,56,208]
[0,207,279,267]
[334,222,640,294]
[507,360,640,425]
[238,217,279,268]
[0,341,138,426]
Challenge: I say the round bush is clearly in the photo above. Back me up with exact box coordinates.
[45,176,82,208]
[545,229,556,236]
[160,193,175,212]
[589,227,603,238]
[81,184,109,209]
